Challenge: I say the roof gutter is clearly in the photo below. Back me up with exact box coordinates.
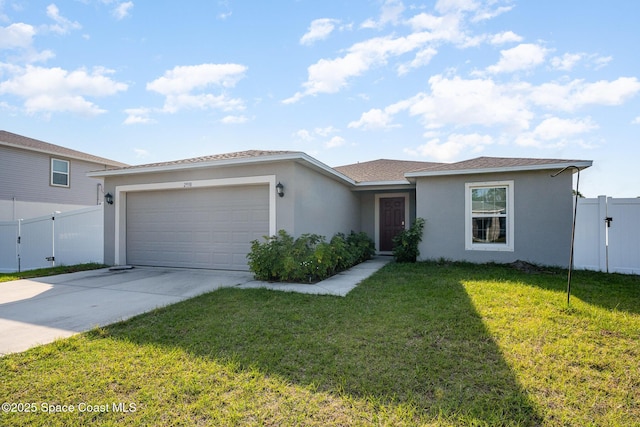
[405,160,593,178]
[351,180,415,191]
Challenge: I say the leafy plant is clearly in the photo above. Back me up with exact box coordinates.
[392,217,425,263]
[247,230,375,282]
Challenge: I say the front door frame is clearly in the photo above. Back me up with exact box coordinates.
[375,192,410,254]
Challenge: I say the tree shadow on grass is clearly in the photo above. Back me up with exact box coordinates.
[500,261,640,315]
[92,262,543,426]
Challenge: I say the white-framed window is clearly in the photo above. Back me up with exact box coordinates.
[465,180,514,251]
[51,158,70,187]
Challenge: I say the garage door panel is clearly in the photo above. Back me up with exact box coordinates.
[126,185,269,270]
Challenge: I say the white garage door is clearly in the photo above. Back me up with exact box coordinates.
[126,185,269,270]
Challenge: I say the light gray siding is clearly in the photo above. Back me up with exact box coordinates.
[0,145,107,218]
[415,170,574,267]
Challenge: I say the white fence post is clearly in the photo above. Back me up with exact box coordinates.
[0,221,19,273]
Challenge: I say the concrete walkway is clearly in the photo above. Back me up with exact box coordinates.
[0,257,390,356]
[239,256,390,296]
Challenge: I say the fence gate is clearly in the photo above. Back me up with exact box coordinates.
[574,196,640,274]
[0,206,104,273]
[607,198,640,274]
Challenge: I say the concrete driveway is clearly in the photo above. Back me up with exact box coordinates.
[0,257,390,356]
[0,267,255,356]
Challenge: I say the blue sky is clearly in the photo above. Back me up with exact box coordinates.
[1,0,639,197]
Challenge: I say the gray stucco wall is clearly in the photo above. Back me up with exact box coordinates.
[290,163,361,238]
[415,170,574,267]
[101,160,361,265]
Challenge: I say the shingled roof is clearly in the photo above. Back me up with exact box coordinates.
[108,149,302,172]
[0,130,127,168]
[334,159,442,183]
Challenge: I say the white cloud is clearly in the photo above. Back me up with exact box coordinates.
[407,12,465,44]
[529,77,640,111]
[0,65,127,115]
[471,5,513,22]
[147,63,247,95]
[113,1,134,20]
[45,4,82,35]
[534,116,597,140]
[325,136,346,148]
[348,108,398,130]
[147,63,247,113]
[293,127,344,148]
[489,31,522,45]
[404,133,494,161]
[404,75,533,131]
[551,52,583,71]
[486,43,549,74]
[397,46,437,75]
[294,129,313,141]
[123,107,154,124]
[314,125,338,137]
[434,0,478,14]
[361,0,405,29]
[0,23,35,49]
[220,114,248,124]
[592,55,612,70]
[284,32,434,103]
[516,117,598,148]
[632,116,640,125]
[300,18,339,45]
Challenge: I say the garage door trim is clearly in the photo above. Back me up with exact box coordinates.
[112,175,277,266]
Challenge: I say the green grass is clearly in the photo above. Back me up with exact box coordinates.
[1,261,638,426]
[0,263,107,283]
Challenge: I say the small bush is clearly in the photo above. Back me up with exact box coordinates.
[392,217,425,263]
[247,230,375,283]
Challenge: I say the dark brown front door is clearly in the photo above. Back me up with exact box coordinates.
[379,197,405,252]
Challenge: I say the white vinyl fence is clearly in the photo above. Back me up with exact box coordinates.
[574,196,640,275]
[0,205,103,273]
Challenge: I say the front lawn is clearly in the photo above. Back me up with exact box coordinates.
[1,262,638,426]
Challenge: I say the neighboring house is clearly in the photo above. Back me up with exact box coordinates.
[0,131,127,221]
[89,150,591,271]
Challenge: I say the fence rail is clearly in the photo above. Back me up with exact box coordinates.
[0,205,103,273]
[574,196,640,275]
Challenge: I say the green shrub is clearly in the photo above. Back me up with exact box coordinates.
[392,217,425,263]
[247,230,375,283]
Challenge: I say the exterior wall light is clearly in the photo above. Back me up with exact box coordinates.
[104,192,114,205]
[276,182,284,198]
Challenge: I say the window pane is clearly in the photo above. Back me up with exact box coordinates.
[472,217,506,243]
[52,172,68,186]
[472,187,506,214]
[52,159,69,173]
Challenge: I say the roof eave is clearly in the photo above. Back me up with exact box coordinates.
[405,160,593,178]
[352,180,414,191]
[88,152,357,186]
[0,140,126,168]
